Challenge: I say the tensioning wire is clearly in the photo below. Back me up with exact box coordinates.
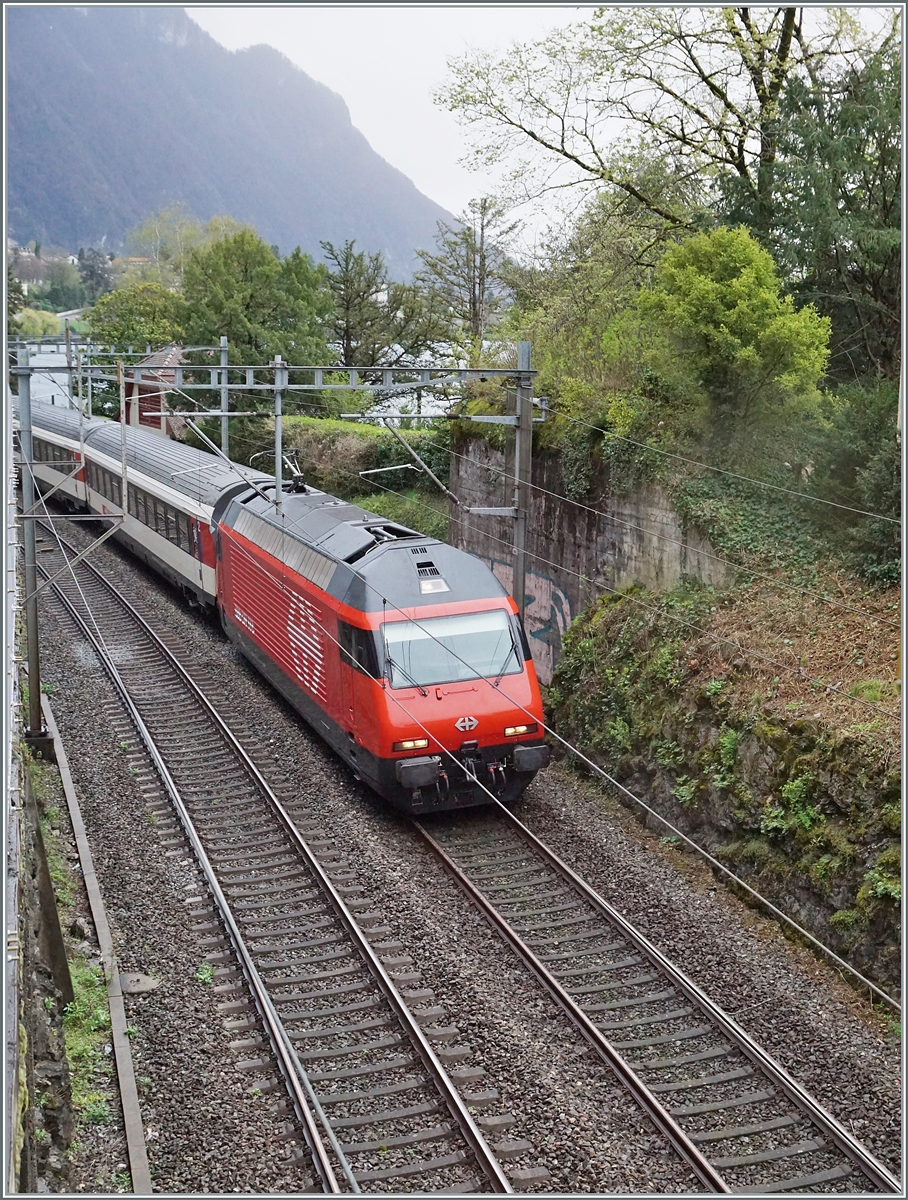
[210,494,899,1013]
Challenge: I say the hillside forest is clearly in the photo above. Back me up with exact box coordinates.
[7,7,901,979]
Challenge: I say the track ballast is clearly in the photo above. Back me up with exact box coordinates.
[415,810,901,1195]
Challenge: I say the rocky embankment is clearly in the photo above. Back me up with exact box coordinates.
[547,585,901,991]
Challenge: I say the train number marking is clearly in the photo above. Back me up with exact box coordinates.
[235,606,255,633]
[455,716,478,732]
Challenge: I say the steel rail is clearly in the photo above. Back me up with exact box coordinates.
[416,811,902,1195]
[37,525,512,1195]
[413,820,731,1194]
[494,807,903,1194]
[42,523,892,1190]
[36,557,344,1194]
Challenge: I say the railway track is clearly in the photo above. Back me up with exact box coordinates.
[36,526,511,1195]
[34,518,901,1195]
[415,811,901,1196]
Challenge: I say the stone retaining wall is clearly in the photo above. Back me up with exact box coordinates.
[448,435,729,683]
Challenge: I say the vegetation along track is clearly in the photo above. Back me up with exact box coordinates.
[35,523,511,1195]
[415,811,901,1195]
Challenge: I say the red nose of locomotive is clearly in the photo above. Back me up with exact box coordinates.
[371,604,550,811]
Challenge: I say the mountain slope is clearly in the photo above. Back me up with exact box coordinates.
[6,6,452,275]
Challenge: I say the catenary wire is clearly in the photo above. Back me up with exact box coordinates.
[198,392,895,632]
[251,407,898,636]
[434,440,899,630]
[28,425,898,1009]
[20,467,371,1185]
[69,384,908,726]
[543,405,901,525]
[376,666,900,1013]
[24,354,905,527]
[36,387,900,1005]
[46,381,897,720]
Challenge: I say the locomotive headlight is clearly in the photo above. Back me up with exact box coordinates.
[393,737,430,752]
[504,723,538,737]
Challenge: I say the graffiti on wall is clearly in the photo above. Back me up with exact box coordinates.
[476,555,572,685]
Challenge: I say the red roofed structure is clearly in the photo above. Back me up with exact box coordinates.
[124,344,187,438]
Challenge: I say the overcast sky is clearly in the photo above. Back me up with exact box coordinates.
[185,3,897,233]
[184,4,592,218]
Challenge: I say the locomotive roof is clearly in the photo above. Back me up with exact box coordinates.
[223,489,509,614]
[28,400,272,507]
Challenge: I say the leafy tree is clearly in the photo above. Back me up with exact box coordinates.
[86,280,185,348]
[7,269,26,332]
[78,247,115,303]
[321,240,386,367]
[179,231,332,456]
[440,6,886,240]
[807,377,900,574]
[14,308,61,337]
[415,197,515,365]
[31,260,84,312]
[321,240,452,369]
[503,161,702,402]
[126,204,251,286]
[639,226,830,431]
[849,431,900,583]
[181,230,331,365]
[758,35,901,380]
[127,203,203,285]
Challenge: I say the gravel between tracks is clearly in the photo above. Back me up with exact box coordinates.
[39,525,901,1192]
[38,609,315,1192]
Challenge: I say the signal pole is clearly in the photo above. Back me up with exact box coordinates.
[513,341,533,620]
[15,346,49,747]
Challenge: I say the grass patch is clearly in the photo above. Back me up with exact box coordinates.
[63,958,112,1117]
[194,963,214,985]
[40,806,75,908]
[846,679,898,704]
[27,754,116,1127]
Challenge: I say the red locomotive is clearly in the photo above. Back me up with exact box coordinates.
[27,400,550,811]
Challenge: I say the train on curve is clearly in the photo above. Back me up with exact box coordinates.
[25,400,550,812]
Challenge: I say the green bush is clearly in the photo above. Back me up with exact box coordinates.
[284,416,450,498]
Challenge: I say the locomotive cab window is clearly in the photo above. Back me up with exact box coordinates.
[338,620,380,679]
[382,609,521,689]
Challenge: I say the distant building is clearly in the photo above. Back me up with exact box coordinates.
[124,344,187,438]
[39,243,76,262]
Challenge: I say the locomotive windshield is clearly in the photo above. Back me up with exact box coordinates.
[382,609,521,689]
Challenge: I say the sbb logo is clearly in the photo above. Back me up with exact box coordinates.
[455,716,478,732]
